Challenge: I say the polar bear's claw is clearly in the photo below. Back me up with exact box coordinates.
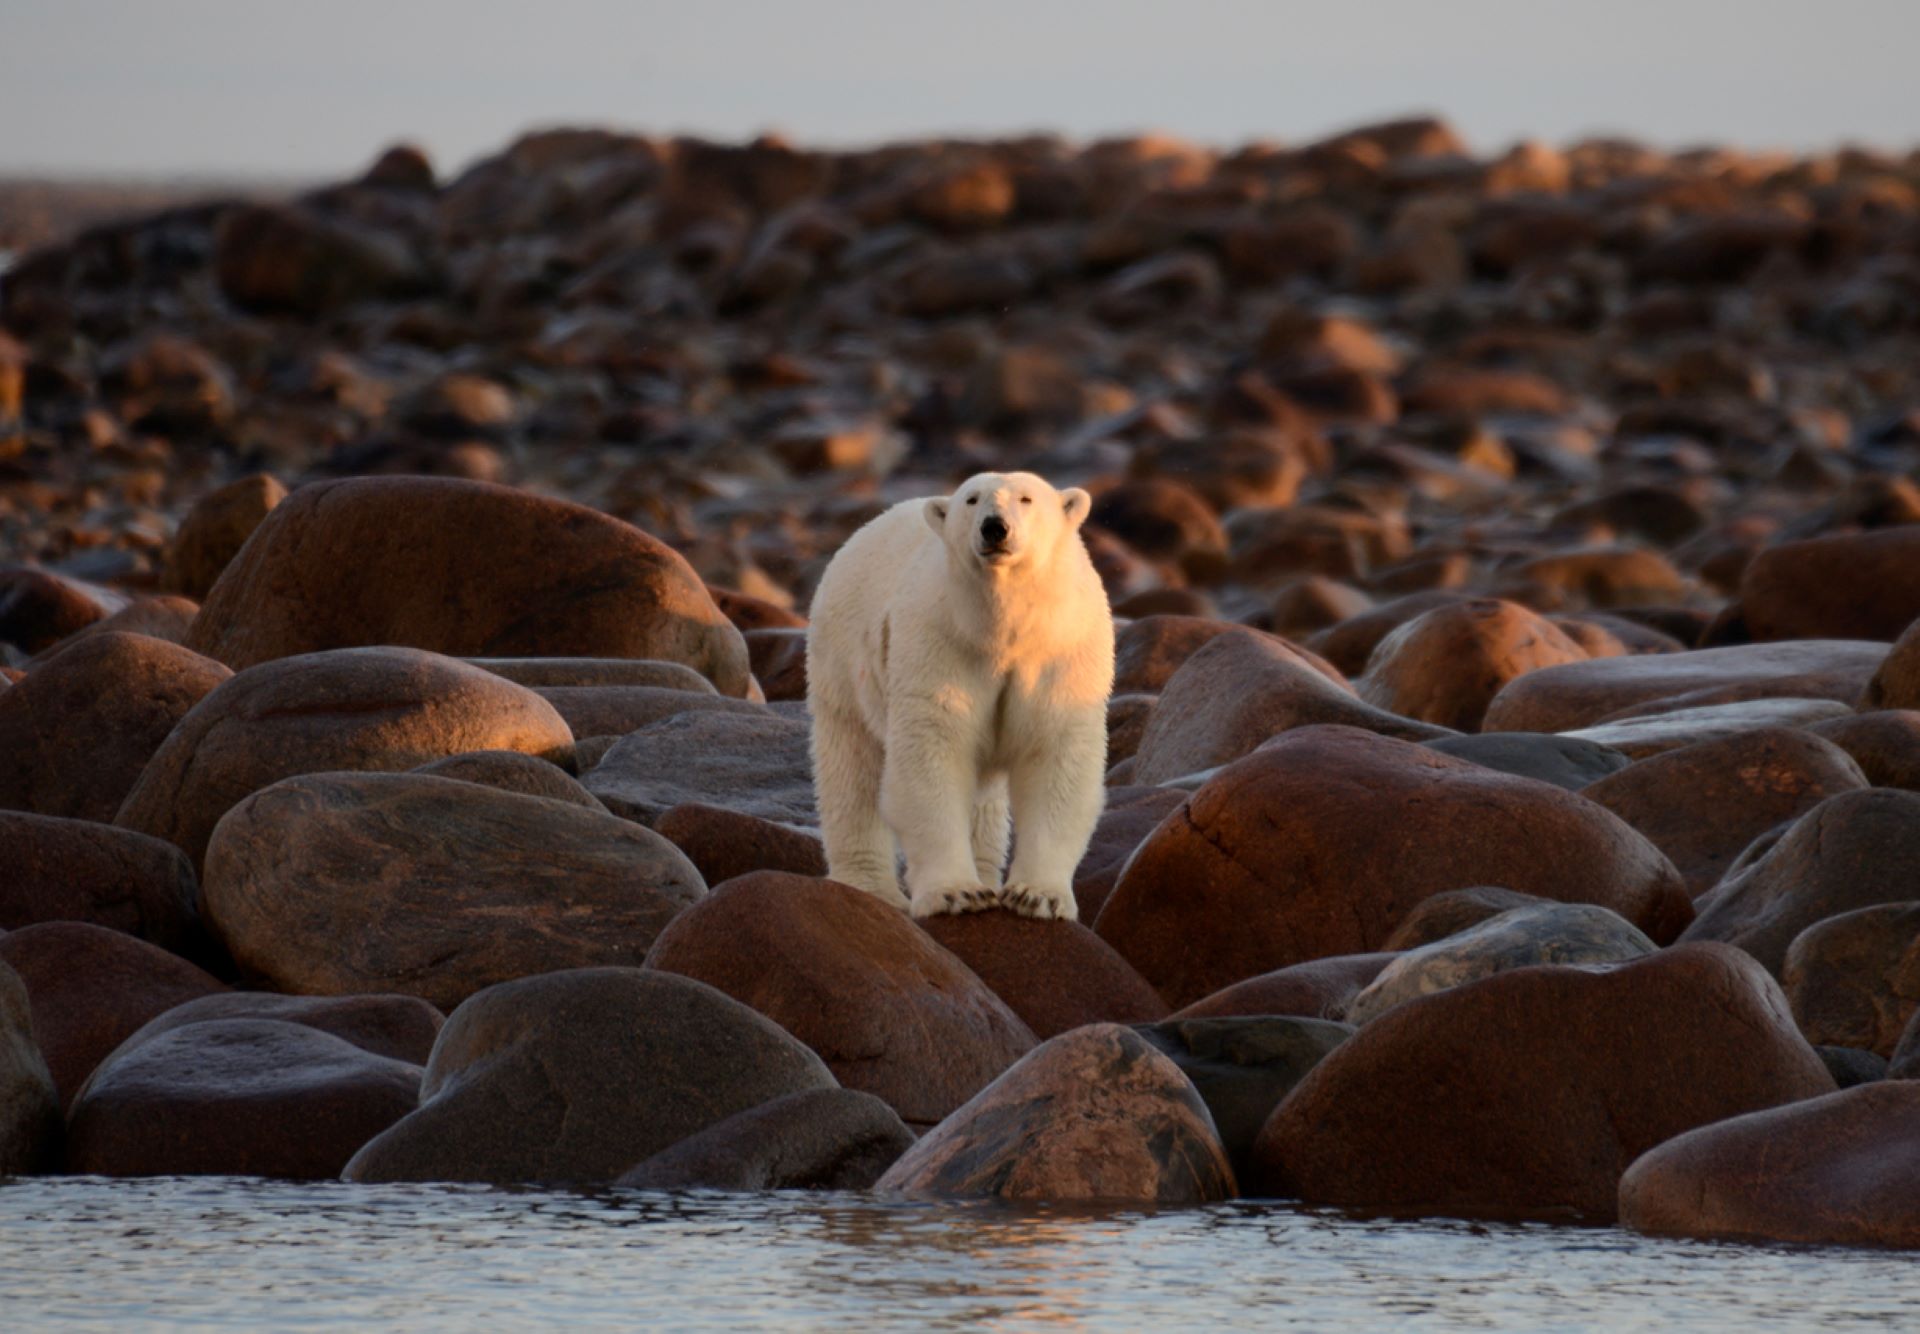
[999,884,1077,922]
[911,884,997,918]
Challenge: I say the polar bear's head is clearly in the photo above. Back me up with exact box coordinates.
[925,471,1091,572]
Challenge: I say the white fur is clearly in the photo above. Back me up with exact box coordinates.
[806,471,1115,920]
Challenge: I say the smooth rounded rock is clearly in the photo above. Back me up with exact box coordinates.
[1863,620,1920,710]
[410,750,603,810]
[1741,530,1920,643]
[1360,599,1588,732]
[1561,698,1855,760]
[160,473,287,600]
[1072,785,1187,922]
[1620,1082,1920,1249]
[615,1088,914,1192]
[185,476,751,696]
[653,803,826,884]
[1346,903,1656,1024]
[1783,904,1920,1058]
[1253,944,1837,1220]
[1681,789,1920,975]
[1381,887,1550,951]
[585,711,814,827]
[0,812,201,954]
[645,874,1035,1127]
[0,632,231,824]
[1583,729,1868,896]
[115,646,573,868]
[920,908,1169,1039]
[203,772,705,1010]
[1808,711,1920,791]
[344,967,836,1186]
[67,1019,422,1180]
[0,961,59,1175]
[1098,726,1693,1008]
[875,1023,1236,1203]
[112,991,445,1068]
[1174,953,1395,1021]
[1423,732,1630,791]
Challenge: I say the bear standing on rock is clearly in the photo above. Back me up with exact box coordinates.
[807,471,1114,920]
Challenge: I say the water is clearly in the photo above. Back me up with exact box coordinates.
[2,1179,1916,1331]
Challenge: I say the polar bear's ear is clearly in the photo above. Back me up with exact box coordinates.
[924,497,949,535]
[1060,488,1092,529]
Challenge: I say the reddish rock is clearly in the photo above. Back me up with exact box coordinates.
[0,632,230,824]
[706,586,807,632]
[345,967,836,1186]
[411,750,602,809]
[1864,619,1920,709]
[1309,591,1471,676]
[0,921,227,1107]
[66,1018,422,1179]
[1783,904,1920,1057]
[532,684,766,737]
[185,476,752,696]
[919,908,1168,1037]
[1742,530,1920,643]
[653,803,826,884]
[1253,944,1836,1219]
[1496,546,1691,611]
[1481,641,1888,734]
[1130,629,1450,785]
[1808,711,1920,791]
[1173,953,1394,1022]
[1090,480,1228,581]
[1359,599,1588,732]
[744,627,808,701]
[585,711,814,826]
[1114,615,1344,695]
[202,772,704,1011]
[1098,726,1692,1008]
[0,812,201,954]
[1620,1082,1920,1249]
[644,873,1036,1127]
[29,596,201,661]
[1562,698,1855,761]
[115,646,573,868]
[466,657,718,692]
[1583,729,1869,896]
[1072,784,1186,922]
[0,569,127,655]
[875,1023,1236,1203]
[159,473,287,600]
[1681,789,1920,975]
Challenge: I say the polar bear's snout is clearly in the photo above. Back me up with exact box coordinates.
[977,513,1010,554]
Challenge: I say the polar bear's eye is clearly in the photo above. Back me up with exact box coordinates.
[965,496,978,505]
[1020,496,1033,504]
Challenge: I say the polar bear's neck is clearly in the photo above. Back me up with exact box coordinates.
[949,553,1078,668]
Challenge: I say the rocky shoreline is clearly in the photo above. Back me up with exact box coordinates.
[2,117,1920,1249]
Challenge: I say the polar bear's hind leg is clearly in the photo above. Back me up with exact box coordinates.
[812,699,906,909]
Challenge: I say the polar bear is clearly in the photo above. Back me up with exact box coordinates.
[806,471,1114,920]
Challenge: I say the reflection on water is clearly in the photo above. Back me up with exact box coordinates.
[0,1177,1914,1330]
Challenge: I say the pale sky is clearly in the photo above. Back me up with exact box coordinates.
[1,0,1915,179]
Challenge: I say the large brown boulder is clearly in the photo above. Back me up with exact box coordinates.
[644,873,1035,1127]
[1620,1082,1920,1249]
[25,596,200,662]
[1253,944,1837,1219]
[1481,641,1889,734]
[1783,903,1920,1057]
[410,750,603,810]
[0,632,231,823]
[159,473,287,600]
[202,772,705,1010]
[114,646,573,868]
[1359,599,1589,732]
[1130,630,1451,785]
[1864,619,1920,709]
[0,812,201,954]
[1113,615,1345,695]
[1561,697,1855,760]
[1173,953,1395,1021]
[0,568,126,655]
[0,961,60,1175]
[653,803,826,884]
[875,1023,1236,1203]
[1680,789,1920,975]
[66,1018,422,1179]
[1098,726,1693,1008]
[615,1088,914,1191]
[1072,785,1187,921]
[1809,711,1920,791]
[185,476,751,696]
[585,711,814,826]
[344,967,835,1185]
[1583,729,1868,896]
[1309,591,1471,677]
[1741,529,1920,642]
[0,921,227,1107]
[920,908,1169,1038]
[466,656,719,693]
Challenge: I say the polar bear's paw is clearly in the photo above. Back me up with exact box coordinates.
[910,883,1001,918]
[999,883,1079,922]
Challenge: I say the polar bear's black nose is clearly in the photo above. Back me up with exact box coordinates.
[980,515,1009,544]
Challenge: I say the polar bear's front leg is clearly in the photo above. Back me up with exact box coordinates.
[1001,712,1108,921]
[882,702,994,917]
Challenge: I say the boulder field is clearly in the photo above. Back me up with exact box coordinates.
[2,117,1920,1248]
